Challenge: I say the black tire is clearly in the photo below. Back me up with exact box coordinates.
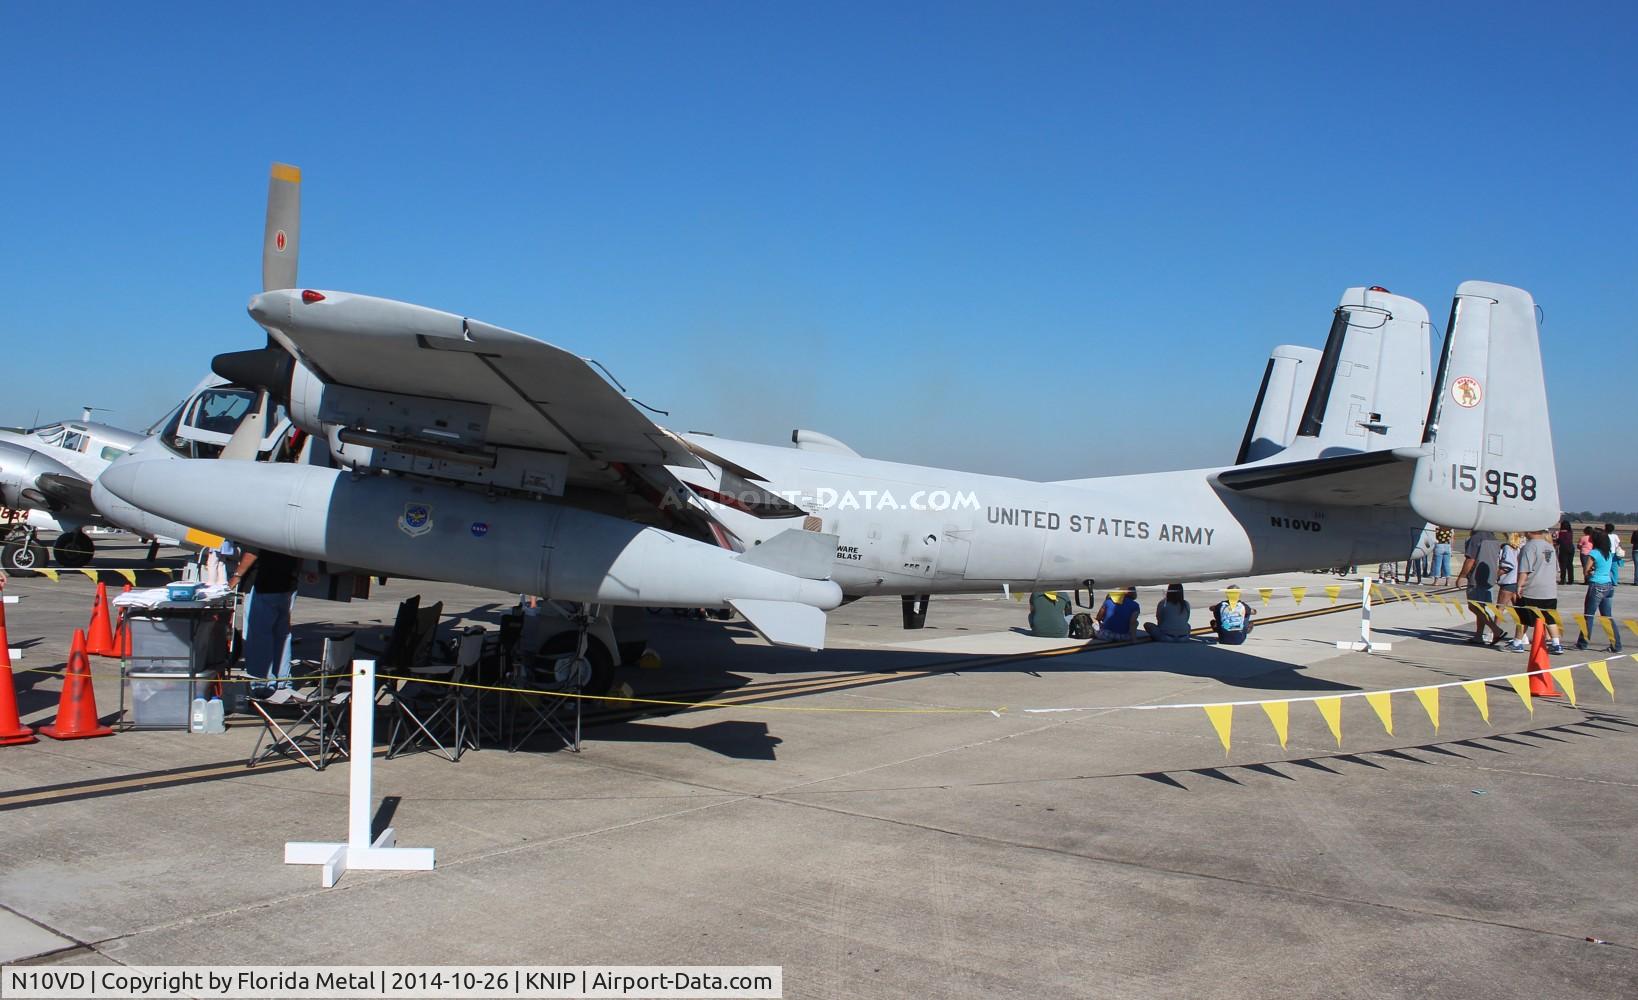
[53,530,95,568]
[534,631,616,696]
[2,541,47,572]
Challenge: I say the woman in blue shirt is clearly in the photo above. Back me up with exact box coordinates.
[1575,529,1624,652]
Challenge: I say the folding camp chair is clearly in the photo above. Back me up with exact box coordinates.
[506,629,592,753]
[247,632,355,770]
[387,625,483,762]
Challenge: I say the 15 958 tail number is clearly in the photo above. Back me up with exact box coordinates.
[1451,464,1537,501]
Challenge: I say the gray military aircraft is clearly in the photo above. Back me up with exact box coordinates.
[95,164,1560,684]
[0,413,144,569]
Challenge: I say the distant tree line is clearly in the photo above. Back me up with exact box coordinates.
[1563,511,1638,523]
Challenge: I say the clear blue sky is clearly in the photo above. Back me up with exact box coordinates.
[2,3,1632,510]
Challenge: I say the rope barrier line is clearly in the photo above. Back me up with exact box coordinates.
[4,582,1476,718]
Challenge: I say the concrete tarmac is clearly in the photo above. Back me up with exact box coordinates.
[1,538,1635,997]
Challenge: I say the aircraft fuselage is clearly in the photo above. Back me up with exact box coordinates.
[672,435,1423,595]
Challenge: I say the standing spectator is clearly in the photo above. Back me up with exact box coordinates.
[231,547,302,695]
[1028,590,1072,638]
[1408,525,1435,584]
[1496,532,1521,623]
[1456,531,1508,646]
[1604,523,1626,586]
[1431,526,1454,586]
[1631,528,1638,586]
[1210,588,1255,644]
[1579,525,1595,563]
[1512,528,1564,653]
[1574,528,1624,652]
[1144,584,1192,642]
[1555,520,1576,584]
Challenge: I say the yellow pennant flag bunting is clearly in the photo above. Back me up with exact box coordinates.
[1204,704,1233,753]
[114,568,137,585]
[1600,616,1617,644]
[1462,680,1490,723]
[1365,691,1393,735]
[1506,673,1533,714]
[38,568,59,582]
[1224,587,1240,607]
[1258,587,1273,607]
[1625,619,1638,640]
[1548,667,1577,707]
[1573,613,1589,639]
[1587,660,1615,698]
[1290,586,1307,606]
[1414,687,1439,732]
[1261,700,1289,749]
[1325,585,1341,604]
[1315,697,1343,746]
[1544,608,1562,626]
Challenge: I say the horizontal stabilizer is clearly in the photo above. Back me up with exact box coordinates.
[736,528,839,580]
[1211,447,1426,506]
[729,599,829,650]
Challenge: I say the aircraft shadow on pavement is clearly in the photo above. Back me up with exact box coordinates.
[639,615,1362,694]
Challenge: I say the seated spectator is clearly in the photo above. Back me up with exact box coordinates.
[1028,590,1072,638]
[1211,588,1256,645]
[1143,584,1192,642]
[1093,587,1140,641]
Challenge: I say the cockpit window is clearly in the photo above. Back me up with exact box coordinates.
[159,386,258,459]
[193,389,256,434]
[32,423,65,445]
[100,446,127,462]
[61,431,86,452]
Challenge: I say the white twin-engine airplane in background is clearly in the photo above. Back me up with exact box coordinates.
[95,164,1559,667]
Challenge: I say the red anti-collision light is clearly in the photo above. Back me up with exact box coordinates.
[1368,285,1390,293]
[301,289,326,304]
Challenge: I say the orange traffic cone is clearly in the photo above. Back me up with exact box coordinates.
[87,581,116,657]
[38,629,113,740]
[0,598,36,745]
[1526,620,1560,698]
[114,584,133,658]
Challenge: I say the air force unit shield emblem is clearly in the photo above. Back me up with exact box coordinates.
[398,503,434,537]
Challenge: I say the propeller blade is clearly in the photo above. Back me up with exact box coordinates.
[262,163,301,292]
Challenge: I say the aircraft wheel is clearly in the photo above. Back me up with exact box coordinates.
[535,631,616,696]
[2,541,48,572]
[53,530,95,568]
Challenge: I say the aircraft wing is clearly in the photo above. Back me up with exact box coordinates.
[250,289,701,477]
[1209,447,1426,507]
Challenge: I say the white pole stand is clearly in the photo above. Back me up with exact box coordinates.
[1337,575,1392,653]
[284,659,435,887]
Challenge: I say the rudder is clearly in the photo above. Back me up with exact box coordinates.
[1410,282,1559,531]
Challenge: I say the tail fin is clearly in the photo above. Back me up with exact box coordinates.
[1236,345,1321,464]
[1280,287,1433,460]
[1410,282,1559,531]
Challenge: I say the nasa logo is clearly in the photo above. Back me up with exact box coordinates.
[1451,375,1482,409]
[470,522,489,538]
[398,503,433,538]
[274,229,287,253]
